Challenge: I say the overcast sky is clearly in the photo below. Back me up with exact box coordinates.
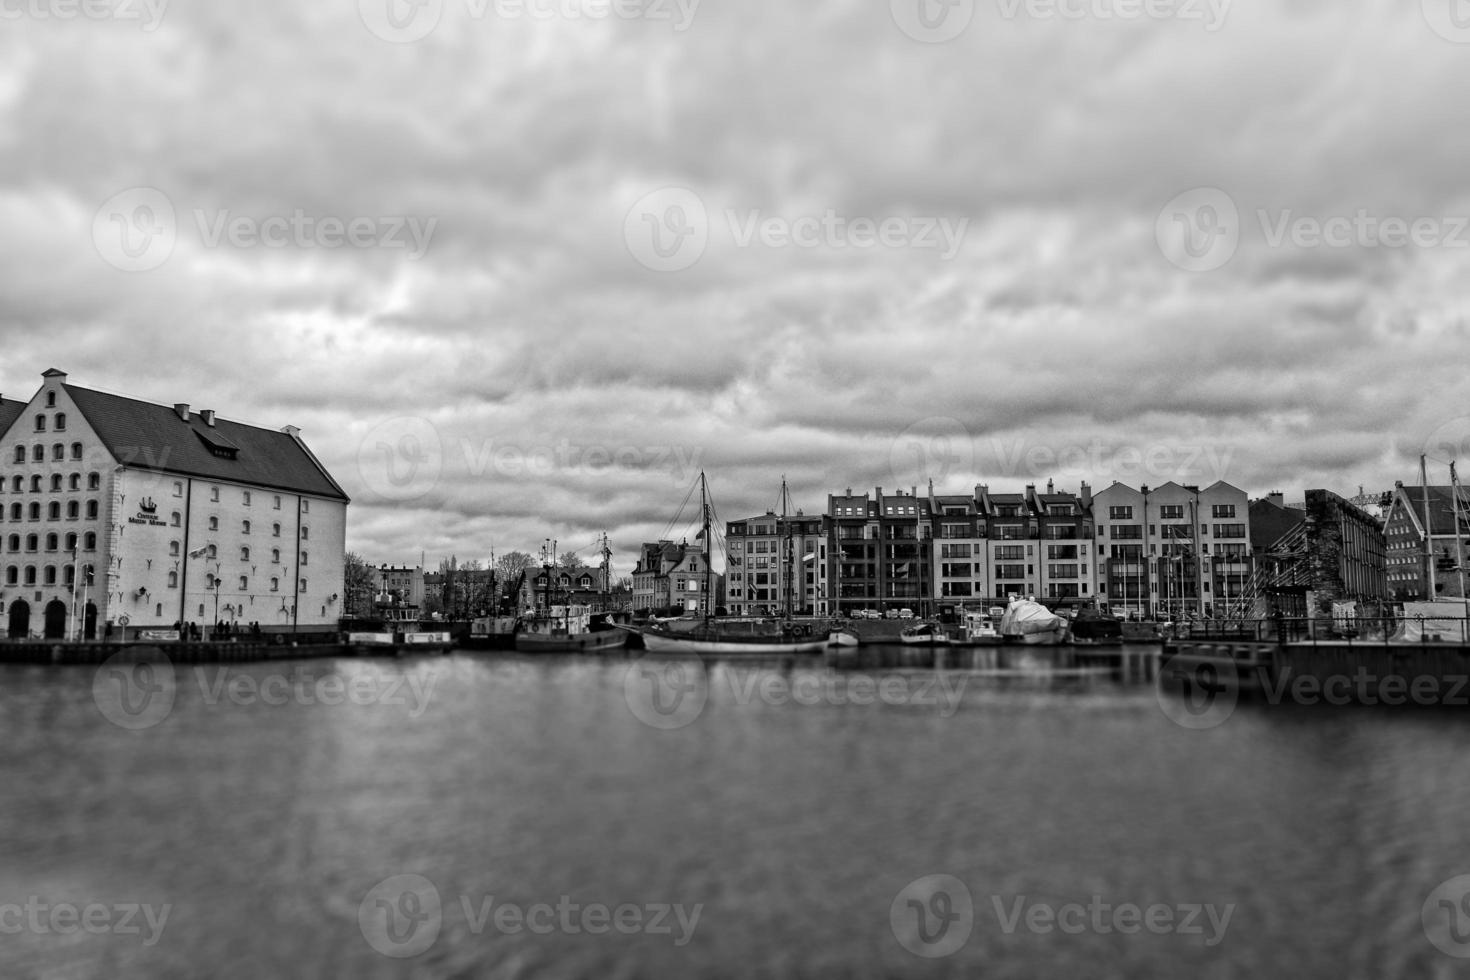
[3,0,1469,571]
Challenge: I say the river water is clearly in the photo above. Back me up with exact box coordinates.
[5,648,1470,978]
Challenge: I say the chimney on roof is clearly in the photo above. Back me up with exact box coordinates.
[1080,481,1092,508]
[201,409,215,427]
[1025,483,1036,507]
[1046,479,1054,494]
[174,403,189,421]
[1267,492,1284,508]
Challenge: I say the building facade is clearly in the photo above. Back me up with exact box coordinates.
[1385,482,1470,600]
[1,369,348,639]
[725,510,825,617]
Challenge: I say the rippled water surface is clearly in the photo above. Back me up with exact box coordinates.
[6,649,1470,979]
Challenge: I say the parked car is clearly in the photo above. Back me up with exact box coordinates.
[898,609,914,619]
[885,609,899,619]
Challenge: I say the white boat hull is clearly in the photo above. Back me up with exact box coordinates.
[515,630,628,654]
[635,628,828,655]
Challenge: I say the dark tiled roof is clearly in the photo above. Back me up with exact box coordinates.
[63,385,348,501]
[0,398,25,436]
[1396,486,1470,536]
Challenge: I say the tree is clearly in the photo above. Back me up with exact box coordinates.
[343,553,376,618]
[496,551,536,581]
[560,551,588,573]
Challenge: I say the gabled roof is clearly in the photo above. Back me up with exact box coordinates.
[63,384,348,501]
[0,397,25,436]
[1391,485,1470,537]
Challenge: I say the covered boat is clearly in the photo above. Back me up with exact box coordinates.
[998,595,1068,645]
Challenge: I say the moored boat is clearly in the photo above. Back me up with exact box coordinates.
[515,606,629,654]
[898,621,951,645]
[999,595,1069,645]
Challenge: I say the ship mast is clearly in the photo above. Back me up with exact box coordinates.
[781,476,793,620]
[1453,461,1467,610]
[701,472,712,622]
[1422,454,1437,599]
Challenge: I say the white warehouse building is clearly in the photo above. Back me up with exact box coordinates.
[0,369,349,640]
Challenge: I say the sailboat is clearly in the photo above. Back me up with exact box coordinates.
[514,534,629,653]
[624,473,829,655]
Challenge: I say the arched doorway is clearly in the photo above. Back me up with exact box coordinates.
[8,600,29,639]
[84,602,98,641]
[43,599,67,639]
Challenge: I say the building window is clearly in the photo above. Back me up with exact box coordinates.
[206,544,216,559]
[272,523,280,537]
[55,413,66,431]
[1212,504,1237,519]
[68,474,80,490]
[242,520,251,534]
[44,533,57,551]
[29,476,40,493]
[169,540,180,556]
[64,532,77,551]
[168,571,178,588]
[87,473,99,490]
[47,502,59,520]
[83,532,96,550]
[84,501,97,519]
[9,504,20,521]
[28,503,39,521]
[4,566,14,585]
[66,501,78,519]
[208,516,218,531]
[5,535,15,551]
[23,566,35,585]
[51,444,63,461]
[243,491,251,506]
[31,445,42,462]
[173,481,183,497]
[301,551,308,566]
[34,414,45,432]
[301,526,308,540]
[301,500,309,514]
[170,511,181,527]
[70,442,81,460]
[64,565,74,587]
[299,578,307,592]
[25,534,36,551]
[241,547,250,561]
[271,549,280,563]
[270,577,279,592]
[43,565,55,585]
[49,475,61,492]
[10,447,21,464]
[273,496,281,510]
[239,576,248,590]
[10,477,19,492]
